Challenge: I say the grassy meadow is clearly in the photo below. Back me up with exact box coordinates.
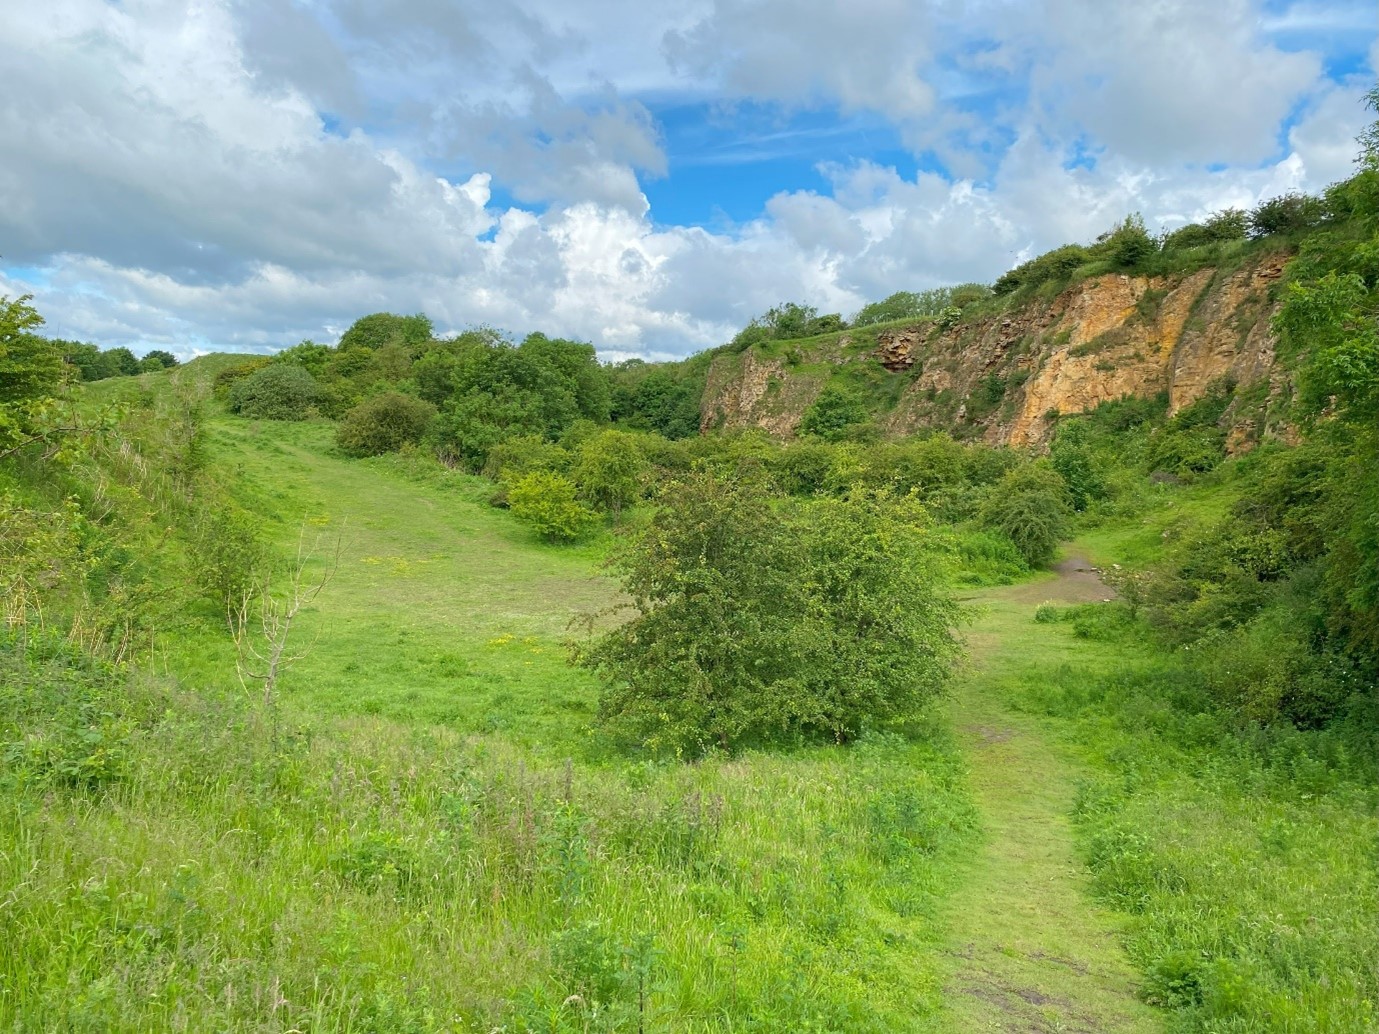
[2,365,1376,1032]
[2,405,983,1032]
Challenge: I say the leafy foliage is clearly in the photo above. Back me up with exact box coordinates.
[1102,214,1157,269]
[851,285,992,326]
[573,429,645,518]
[0,296,61,407]
[581,476,960,753]
[798,384,868,441]
[506,470,597,543]
[338,312,434,352]
[993,244,1092,295]
[227,363,322,420]
[431,334,609,469]
[1248,192,1328,239]
[1143,378,1234,479]
[977,463,1072,567]
[335,392,436,457]
[607,360,706,439]
[141,349,179,370]
[1162,208,1248,250]
[730,302,847,348]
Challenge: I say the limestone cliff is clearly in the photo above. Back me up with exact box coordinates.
[699,251,1292,450]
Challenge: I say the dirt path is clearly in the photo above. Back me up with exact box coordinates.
[934,556,1161,1033]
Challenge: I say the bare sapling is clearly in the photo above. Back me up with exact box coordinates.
[230,525,343,710]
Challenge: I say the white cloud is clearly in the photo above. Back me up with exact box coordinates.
[1,0,1373,361]
[663,0,939,121]
[1013,0,1324,166]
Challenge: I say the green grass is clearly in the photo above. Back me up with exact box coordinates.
[1,411,983,1032]
[932,575,1164,1033]
[4,389,1374,1032]
[1077,473,1241,568]
[995,559,1379,1033]
[163,417,618,750]
[1,642,980,1031]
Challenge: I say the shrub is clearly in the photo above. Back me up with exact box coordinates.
[993,245,1090,295]
[188,506,266,612]
[482,434,570,486]
[1248,192,1327,239]
[226,363,321,420]
[573,429,646,518]
[852,291,928,326]
[1102,214,1157,269]
[851,285,992,326]
[1050,437,1107,511]
[769,440,836,495]
[272,340,332,376]
[1144,427,1225,477]
[141,349,179,369]
[730,302,847,346]
[506,471,597,543]
[335,392,436,457]
[579,476,961,753]
[977,463,1073,567]
[1163,208,1248,250]
[338,312,434,352]
[799,385,868,441]
[0,295,62,406]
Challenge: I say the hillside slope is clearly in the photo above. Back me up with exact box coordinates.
[701,250,1291,450]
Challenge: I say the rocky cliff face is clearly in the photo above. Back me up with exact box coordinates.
[700,251,1291,450]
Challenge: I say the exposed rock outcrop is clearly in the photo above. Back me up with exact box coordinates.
[700,251,1292,450]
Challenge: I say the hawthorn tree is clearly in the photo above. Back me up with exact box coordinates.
[579,475,961,754]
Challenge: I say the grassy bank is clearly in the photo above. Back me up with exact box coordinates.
[1,413,981,1032]
[1006,591,1379,1033]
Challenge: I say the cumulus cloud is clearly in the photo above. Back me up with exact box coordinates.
[0,0,1373,361]
[664,0,938,121]
[1019,0,1323,166]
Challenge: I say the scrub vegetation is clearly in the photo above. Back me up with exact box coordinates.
[1,88,1376,1034]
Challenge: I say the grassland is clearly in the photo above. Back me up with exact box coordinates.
[1,409,982,1032]
[2,392,1374,1032]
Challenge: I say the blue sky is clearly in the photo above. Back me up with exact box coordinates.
[1,0,1375,360]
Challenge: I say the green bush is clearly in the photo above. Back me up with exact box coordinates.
[1249,192,1327,239]
[506,471,597,543]
[1103,214,1157,269]
[338,312,433,352]
[1163,208,1248,250]
[188,506,266,612]
[211,358,269,401]
[141,349,179,370]
[335,392,436,457]
[482,434,570,486]
[799,385,868,441]
[977,463,1073,567]
[850,285,992,327]
[730,302,847,345]
[573,429,646,518]
[580,476,960,753]
[1050,438,1106,511]
[272,340,332,376]
[768,440,836,495]
[226,363,321,420]
[0,295,62,407]
[993,245,1090,295]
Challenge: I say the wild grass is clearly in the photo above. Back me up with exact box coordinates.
[1004,598,1379,1034]
[0,411,981,1032]
[7,369,1376,1032]
[0,632,977,1032]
